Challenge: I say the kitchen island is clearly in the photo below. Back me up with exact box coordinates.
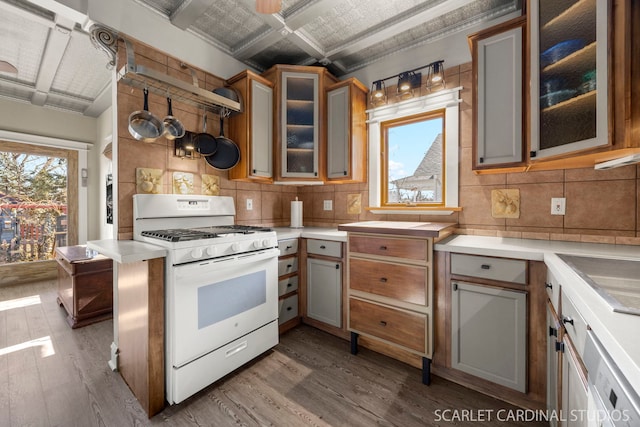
[338,221,456,385]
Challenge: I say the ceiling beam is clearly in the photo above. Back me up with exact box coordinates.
[325,0,475,61]
[284,0,342,30]
[32,18,73,106]
[169,0,211,30]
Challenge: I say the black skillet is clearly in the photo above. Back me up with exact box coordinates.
[205,115,240,170]
[193,112,218,156]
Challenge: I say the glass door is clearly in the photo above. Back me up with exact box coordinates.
[529,0,609,159]
[281,71,319,178]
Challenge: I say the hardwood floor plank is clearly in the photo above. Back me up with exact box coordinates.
[0,281,547,427]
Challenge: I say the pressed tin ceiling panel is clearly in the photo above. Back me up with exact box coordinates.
[0,0,521,117]
[51,32,111,98]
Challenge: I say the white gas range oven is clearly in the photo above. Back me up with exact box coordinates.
[132,194,279,404]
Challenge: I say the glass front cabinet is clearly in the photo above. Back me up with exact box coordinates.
[529,0,610,159]
[282,71,320,178]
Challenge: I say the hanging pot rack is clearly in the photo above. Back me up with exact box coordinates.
[116,40,242,114]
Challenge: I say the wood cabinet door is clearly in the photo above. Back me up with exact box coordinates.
[471,16,525,169]
[451,281,527,392]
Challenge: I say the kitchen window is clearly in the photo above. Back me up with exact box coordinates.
[367,87,461,214]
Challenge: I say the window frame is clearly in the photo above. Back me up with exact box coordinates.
[367,87,462,215]
[380,109,446,208]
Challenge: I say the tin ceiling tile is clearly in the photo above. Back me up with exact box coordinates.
[51,32,112,98]
[192,2,270,49]
[248,38,310,71]
[0,7,49,83]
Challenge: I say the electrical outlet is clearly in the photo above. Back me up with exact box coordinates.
[323,200,333,211]
[551,197,565,215]
[246,198,253,211]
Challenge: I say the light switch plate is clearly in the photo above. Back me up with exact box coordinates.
[246,198,253,210]
[551,198,565,215]
[323,200,332,211]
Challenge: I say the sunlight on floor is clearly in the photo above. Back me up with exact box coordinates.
[0,335,55,357]
[0,294,41,312]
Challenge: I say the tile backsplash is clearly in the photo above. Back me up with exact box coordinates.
[116,40,640,244]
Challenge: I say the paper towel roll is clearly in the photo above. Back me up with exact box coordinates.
[291,199,303,228]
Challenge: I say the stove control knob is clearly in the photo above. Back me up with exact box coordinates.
[262,239,271,248]
[231,243,240,252]
[206,246,217,256]
[252,240,262,249]
[191,248,203,259]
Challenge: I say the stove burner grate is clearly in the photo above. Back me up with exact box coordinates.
[141,225,273,242]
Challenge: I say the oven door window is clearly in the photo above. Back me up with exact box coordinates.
[197,270,266,329]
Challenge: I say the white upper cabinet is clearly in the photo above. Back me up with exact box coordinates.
[529,0,609,159]
[470,17,525,170]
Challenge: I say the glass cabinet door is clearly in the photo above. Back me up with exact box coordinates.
[529,0,609,159]
[281,72,319,178]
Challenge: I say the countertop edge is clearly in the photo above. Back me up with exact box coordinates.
[338,222,456,238]
[87,239,167,264]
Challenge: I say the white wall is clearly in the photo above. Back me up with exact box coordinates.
[0,98,97,143]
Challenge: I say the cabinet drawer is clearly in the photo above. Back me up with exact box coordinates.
[278,239,298,257]
[349,235,427,261]
[279,294,298,325]
[561,292,588,356]
[349,258,427,305]
[349,298,426,353]
[278,257,298,277]
[451,253,526,284]
[278,275,298,297]
[307,239,342,258]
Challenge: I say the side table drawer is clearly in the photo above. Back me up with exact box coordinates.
[278,239,298,257]
[349,258,427,305]
[307,239,342,258]
[349,298,426,353]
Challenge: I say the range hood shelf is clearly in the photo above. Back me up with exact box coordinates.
[117,41,241,114]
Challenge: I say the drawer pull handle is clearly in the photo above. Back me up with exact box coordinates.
[545,282,553,289]
[379,245,387,250]
[287,283,292,287]
[562,317,574,326]
[320,245,326,249]
[287,264,292,268]
[286,306,292,311]
[379,320,387,327]
[286,246,292,250]
[481,264,491,270]
[380,277,388,283]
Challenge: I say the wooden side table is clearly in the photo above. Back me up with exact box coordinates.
[55,245,113,328]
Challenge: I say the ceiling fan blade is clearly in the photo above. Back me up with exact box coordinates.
[0,60,18,74]
[256,0,281,14]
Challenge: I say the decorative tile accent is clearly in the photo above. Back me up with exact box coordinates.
[491,189,520,218]
[202,174,220,195]
[347,193,362,214]
[136,168,162,194]
[173,172,194,194]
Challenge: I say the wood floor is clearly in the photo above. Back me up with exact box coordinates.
[0,280,547,427]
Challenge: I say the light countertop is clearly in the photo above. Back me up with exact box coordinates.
[436,234,640,396]
[338,221,456,238]
[87,239,167,264]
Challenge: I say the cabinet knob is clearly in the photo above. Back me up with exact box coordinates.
[481,264,491,270]
[287,283,292,287]
[379,320,387,327]
[252,169,256,173]
[320,245,326,249]
[562,316,574,326]
[343,171,347,176]
[545,282,553,289]
[286,306,292,311]
[286,245,292,250]
[287,264,292,268]
[380,277,388,283]
[379,245,387,250]
[336,264,340,269]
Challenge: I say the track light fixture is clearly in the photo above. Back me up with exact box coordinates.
[369,60,445,105]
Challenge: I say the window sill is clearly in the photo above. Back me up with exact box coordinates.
[366,206,462,215]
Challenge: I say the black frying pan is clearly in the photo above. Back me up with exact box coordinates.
[193,112,217,156]
[205,115,240,170]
